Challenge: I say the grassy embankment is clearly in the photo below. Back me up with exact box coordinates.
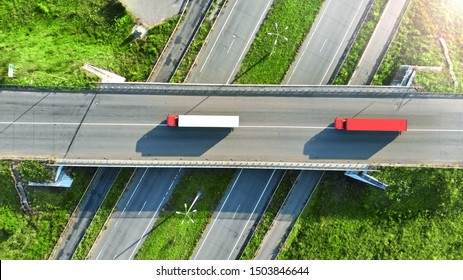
[234,0,324,84]
[136,169,234,259]
[0,161,95,259]
[0,0,178,87]
[279,169,463,259]
[333,0,388,84]
[373,0,463,92]
[170,0,226,83]
[240,170,299,259]
[72,168,135,260]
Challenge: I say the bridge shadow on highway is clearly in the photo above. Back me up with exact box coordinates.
[136,125,231,157]
[304,127,400,160]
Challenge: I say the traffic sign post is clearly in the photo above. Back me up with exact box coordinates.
[8,63,14,78]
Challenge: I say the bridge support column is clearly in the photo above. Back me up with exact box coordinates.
[344,171,388,190]
[28,166,74,188]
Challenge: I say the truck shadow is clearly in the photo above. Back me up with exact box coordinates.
[136,125,231,157]
[304,127,400,160]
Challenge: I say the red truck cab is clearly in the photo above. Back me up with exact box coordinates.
[166,114,179,127]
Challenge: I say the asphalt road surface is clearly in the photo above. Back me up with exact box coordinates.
[187,0,274,83]
[1,90,463,167]
[285,0,370,85]
[349,0,410,85]
[89,168,183,259]
[53,167,120,259]
[119,0,185,27]
[254,170,322,260]
[148,0,213,82]
[192,169,283,259]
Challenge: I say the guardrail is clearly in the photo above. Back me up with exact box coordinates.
[2,82,463,98]
[53,159,373,171]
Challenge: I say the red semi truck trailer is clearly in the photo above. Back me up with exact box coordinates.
[334,118,407,132]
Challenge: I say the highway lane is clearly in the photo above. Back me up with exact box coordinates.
[0,90,95,158]
[187,0,273,83]
[349,0,410,85]
[192,169,283,259]
[285,0,370,85]
[53,167,120,259]
[90,168,183,260]
[1,91,463,166]
[184,0,278,260]
[254,170,322,260]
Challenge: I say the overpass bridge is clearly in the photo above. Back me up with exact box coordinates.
[1,83,462,170]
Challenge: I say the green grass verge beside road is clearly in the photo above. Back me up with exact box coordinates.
[0,0,178,86]
[18,160,53,183]
[73,168,135,260]
[136,169,234,260]
[240,170,299,259]
[333,0,388,85]
[373,0,463,91]
[279,168,463,259]
[234,0,324,84]
[0,163,96,259]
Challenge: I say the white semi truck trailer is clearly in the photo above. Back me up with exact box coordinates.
[166,114,239,128]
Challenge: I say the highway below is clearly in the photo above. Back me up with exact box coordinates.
[187,0,273,83]
[184,0,280,260]
[1,89,463,168]
[53,167,120,260]
[285,0,370,84]
[89,168,183,260]
[192,169,283,260]
[254,170,322,259]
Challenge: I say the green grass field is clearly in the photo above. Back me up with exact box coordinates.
[279,168,463,259]
[373,0,463,92]
[0,162,96,259]
[136,169,234,260]
[234,0,324,84]
[0,0,178,86]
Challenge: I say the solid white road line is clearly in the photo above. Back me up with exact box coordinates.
[4,121,463,132]
[193,169,244,259]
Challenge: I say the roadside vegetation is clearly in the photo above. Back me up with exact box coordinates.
[18,160,53,183]
[73,168,135,260]
[234,0,324,84]
[170,0,226,83]
[0,0,178,87]
[240,170,299,259]
[136,169,234,260]
[279,168,463,259]
[333,0,388,85]
[0,161,96,259]
[373,0,463,92]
